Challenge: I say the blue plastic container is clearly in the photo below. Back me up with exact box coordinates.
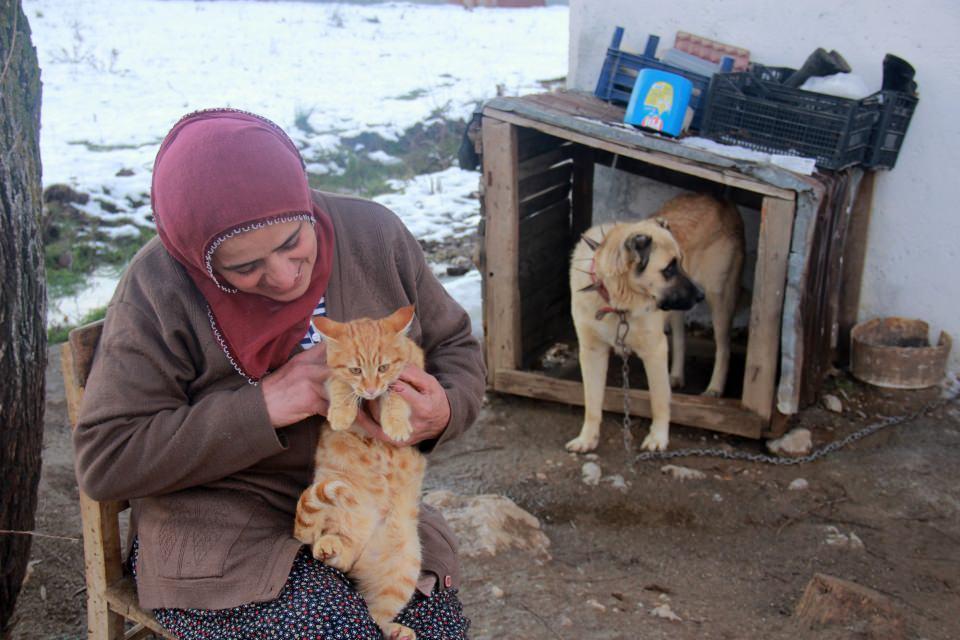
[624,69,693,136]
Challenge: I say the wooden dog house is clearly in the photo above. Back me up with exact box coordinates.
[477,91,872,438]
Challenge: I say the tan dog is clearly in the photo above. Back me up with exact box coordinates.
[566,193,745,453]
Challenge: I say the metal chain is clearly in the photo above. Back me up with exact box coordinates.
[614,312,635,472]
[606,309,954,467]
[633,394,957,466]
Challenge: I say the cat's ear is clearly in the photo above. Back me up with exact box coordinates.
[313,316,346,342]
[383,305,415,335]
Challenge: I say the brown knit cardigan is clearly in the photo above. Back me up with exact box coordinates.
[73,190,486,610]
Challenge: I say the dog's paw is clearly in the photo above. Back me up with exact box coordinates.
[702,388,721,398]
[670,374,685,390]
[565,433,599,453]
[641,430,669,452]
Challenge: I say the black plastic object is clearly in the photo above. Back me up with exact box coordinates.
[701,65,918,170]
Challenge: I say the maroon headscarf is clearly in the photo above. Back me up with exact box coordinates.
[151,109,335,382]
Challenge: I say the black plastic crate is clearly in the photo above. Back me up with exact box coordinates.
[863,90,918,169]
[593,27,733,132]
[701,70,878,170]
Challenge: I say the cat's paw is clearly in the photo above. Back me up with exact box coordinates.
[381,416,414,443]
[327,405,358,431]
[312,535,355,572]
[382,622,417,640]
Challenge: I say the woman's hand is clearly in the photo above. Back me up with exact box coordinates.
[355,365,451,447]
[260,344,332,428]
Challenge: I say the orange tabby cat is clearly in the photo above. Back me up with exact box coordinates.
[294,305,426,640]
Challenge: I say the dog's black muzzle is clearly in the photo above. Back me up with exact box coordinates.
[658,276,705,311]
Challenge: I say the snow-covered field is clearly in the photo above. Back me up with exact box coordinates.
[26,0,569,330]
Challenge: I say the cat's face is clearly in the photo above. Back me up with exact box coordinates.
[315,306,415,400]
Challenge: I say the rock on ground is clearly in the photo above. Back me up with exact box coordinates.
[767,428,813,457]
[661,465,706,480]
[795,573,905,640]
[423,490,551,559]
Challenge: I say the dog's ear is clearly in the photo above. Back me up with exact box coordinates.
[654,217,670,230]
[625,234,653,272]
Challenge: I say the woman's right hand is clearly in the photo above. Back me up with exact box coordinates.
[260,344,332,428]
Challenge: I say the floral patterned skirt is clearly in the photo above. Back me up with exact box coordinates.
[131,541,470,639]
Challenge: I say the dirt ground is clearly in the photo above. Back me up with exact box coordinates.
[8,345,960,639]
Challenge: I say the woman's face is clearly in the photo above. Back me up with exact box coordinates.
[211,220,317,302]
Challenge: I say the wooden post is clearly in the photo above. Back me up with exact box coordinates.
[481,117,522,388]
[837,171,876,365]
[742,197,795,422]
[61,340,126,640]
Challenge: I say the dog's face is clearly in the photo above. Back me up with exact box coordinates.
[595,218,704,311]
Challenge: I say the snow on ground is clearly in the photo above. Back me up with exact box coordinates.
[374,166,481,242]
[25,0,568,328]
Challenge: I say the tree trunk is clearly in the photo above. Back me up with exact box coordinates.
[0,0,44,632]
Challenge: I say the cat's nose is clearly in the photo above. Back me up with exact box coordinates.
[364,387,378,398]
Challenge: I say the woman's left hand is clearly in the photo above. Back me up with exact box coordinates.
[354,365,451,447]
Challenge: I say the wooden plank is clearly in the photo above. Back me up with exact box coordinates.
[517,127,564,163]
[742,197,795,421]
[495,369,764,438]
[519,237,570,283]
[520,182,570,219]
[518,145,572,181]
[481,117,522,388]
[124,624,155,640]
[519,162,572,200]
[79,492,126,640]
[106,578,176,638]
[485,106,796,201]
[571,147,594,236]
[593,149,766,211]
[837,171,875,365]
[67,320,104,388]
[519,199,569,239]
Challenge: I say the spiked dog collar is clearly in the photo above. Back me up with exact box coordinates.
[577,233,630,321]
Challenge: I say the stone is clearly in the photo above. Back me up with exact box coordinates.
[490,585,505,598]
[581,462,602,486]
[587,598,607,612]
[650,603,682,621]
[795,573,905,640]
[604,474,627,490]
[788,478,810,491]
[767,428,813,457]
[824,525,865,550]
[661,464,706,480]
[823,394,843,413]
[423,490,551,559]
[446,256,472,276]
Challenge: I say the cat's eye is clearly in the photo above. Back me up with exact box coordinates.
[348,367,362,375]
[378,364,390,373]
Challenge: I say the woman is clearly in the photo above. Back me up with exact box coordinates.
[73,109,485,639]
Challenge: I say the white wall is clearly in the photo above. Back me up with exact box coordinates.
[569,0,960,372]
